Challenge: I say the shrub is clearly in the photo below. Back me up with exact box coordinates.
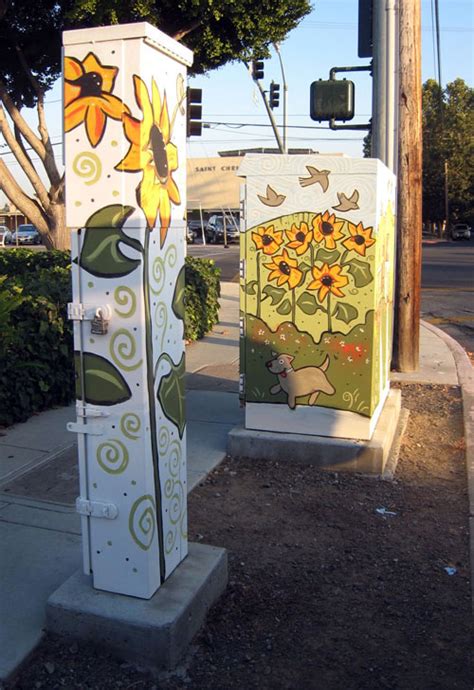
[184,256,221,341]
[0,250,221,426]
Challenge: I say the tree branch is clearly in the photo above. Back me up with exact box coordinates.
[0,105,50,209]
[0,158,49,233]
[172,19,201,42]
[0,79,46,162]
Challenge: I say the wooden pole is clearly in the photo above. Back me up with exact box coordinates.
[392,0,422,371]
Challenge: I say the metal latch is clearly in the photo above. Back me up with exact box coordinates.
[76,497,118,520]
[68,303,112,322]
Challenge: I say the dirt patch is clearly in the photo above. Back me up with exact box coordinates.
[6,384,473,690]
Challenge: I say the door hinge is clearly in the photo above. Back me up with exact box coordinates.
[67,420,104,436]
[239,373,245,397]
[239,197,246,224]
[239,316,245,338]
[76,497,118,520]
[239,259,246,280]
[76,402,110,419]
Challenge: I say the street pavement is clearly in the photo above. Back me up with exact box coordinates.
[0,281,473,682]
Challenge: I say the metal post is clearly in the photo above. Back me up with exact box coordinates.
[372,0,387,161]
[274,43,288,153]
[385,0,398,172]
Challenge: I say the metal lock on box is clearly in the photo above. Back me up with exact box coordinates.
[90,306,112,335]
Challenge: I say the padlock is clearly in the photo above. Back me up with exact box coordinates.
[91,308,109,335]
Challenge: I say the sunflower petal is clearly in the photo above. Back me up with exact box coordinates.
[83,52,118,93]
[159,188,171,247]
[159,92,170,143]
[64,56,84,81]
[139,166,161,229]
[99,93,130,119]
[85,104,106,148]
[133,75,153,128]
[64,100,87,133]
[166,175,181,205]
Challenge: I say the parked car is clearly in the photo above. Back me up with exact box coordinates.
[451,223,471,241]
[205,215,239,244]
[0,225,9,246]
[11,224,42,245]
[187,220,204,241]
[186,225,195,244]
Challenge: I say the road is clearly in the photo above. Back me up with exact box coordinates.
[189,236,474,358]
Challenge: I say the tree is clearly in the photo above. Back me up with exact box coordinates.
[422,78,474,228]
[0,0,311,249]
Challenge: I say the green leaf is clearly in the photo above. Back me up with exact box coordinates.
[157,353,186,438]
[243,280,258,295]
[315,248,340,264]
[299,261,313,274]
[346,258,373,288]
[262,285,285,305]
[79,205,142,278]
[276,298,292,315]
[75,352,132,405]
[296,292,325,315]
[333,302,359,324]
[172,265,185,321]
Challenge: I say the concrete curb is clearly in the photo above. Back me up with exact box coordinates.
[420,319,474,612]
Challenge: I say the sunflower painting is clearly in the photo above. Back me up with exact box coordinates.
[239,155,396,424]
[64,52,130,148]
[116,76,181,247]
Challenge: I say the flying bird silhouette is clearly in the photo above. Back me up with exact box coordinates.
[257,185,286,207]
[332,189,360,212]
[298,166,330,192]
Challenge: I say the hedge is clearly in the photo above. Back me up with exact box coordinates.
[0,250,221,426]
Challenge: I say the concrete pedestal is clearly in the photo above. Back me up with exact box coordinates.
[228,389,403,474]
[46,543,227,672]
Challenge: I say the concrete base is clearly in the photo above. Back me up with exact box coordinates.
[228,389,402,474]
[46,543,227,672]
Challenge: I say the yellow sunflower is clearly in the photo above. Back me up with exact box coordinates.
[115,76,180,247]
[252,225,284,254]
[285,222,313,255]
[264,249,303,290]
[312,211,344,249]
[308,263,349,302]
[342,221,375,256]
[64,52,129,148]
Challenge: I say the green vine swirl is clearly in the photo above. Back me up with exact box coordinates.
[154,302,168,350]
[114,286,137,318]
[129,495,156,551]
[97,439,129,474]
[72,152,102,185]
[109,328,142,371]
[120,413,141,440]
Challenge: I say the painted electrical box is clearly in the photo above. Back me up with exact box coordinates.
[239,155,396,441]
[63,23,193,598]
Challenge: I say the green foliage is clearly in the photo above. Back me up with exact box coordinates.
[0,250,220,425]
[184,256,221,341]
[0,0,310,107]
[423,78,474,224]
[0,251,74,426]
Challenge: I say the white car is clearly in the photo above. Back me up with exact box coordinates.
[451,223,471,240]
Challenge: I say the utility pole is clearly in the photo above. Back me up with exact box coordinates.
[392,0,422,371]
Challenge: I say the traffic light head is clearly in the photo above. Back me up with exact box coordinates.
[309,79,354,122]
[187,87,202,137]
[269,81,280,110]
[251,59,265,81]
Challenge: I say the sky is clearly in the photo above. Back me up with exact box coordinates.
[1,0,473,202]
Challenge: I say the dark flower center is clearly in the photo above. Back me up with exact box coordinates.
[76,72,103,97]
[296,231,306,243]
[150,124,169,181]
[279,261,291,276]
[262,234,273,246]
[321,221,333,236]
[354,234,365,245]
[321,275,334,287]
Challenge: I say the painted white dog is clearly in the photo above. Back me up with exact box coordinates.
[266,352,335,410]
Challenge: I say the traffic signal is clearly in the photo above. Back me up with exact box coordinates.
[358,0,373,58]
[310,79,354,122]
[186,87,202,137]
[251,59,264,81]
[269,81,280,110]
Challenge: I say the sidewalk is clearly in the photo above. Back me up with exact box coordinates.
[0,281,472,682]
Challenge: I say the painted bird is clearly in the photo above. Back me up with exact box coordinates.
[257,185,286,207]
[332,189,360,212]
[298,166,330,192]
